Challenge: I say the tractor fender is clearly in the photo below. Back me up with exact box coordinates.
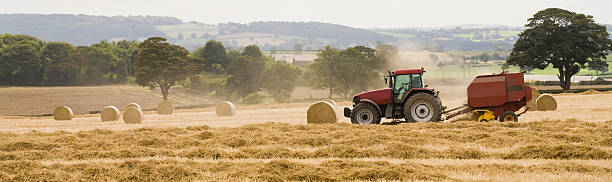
[359,99,382,115]
[401,89,437,104]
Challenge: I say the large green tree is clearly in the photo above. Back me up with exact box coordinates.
[92,40,139,78]
[308,45,389,98]
[0,34,44,85]
[0,42,42,85]
[68,46,120,84]
[333,46,382,98]
[194,40,229,72]
[42,42,76,85]
[507,8,612,90]
[262,61,302,102]
[225,45,266,98]
[135,37,204,100]
[307,46,340,99]
[242,45,264,59]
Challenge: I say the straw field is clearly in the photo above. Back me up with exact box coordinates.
[0,120,610,181]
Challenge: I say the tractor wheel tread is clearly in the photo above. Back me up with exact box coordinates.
[351,103,381,124]
[403,93,442,122]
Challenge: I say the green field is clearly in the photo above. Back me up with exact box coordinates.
[377,31,417,39]
[376,30,519,41]
[429,59,612,80]
[155,23,218,39]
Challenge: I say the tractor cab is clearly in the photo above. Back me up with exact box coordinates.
[388,68,425,104]
[344,67,442,124]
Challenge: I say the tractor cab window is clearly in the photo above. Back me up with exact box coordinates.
[393,75,411,103]
[411,74,423,88]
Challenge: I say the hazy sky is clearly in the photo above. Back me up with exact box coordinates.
[2,0,611,28]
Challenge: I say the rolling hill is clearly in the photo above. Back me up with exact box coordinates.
[0,14,609,51]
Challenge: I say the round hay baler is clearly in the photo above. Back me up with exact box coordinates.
[444,72,533,122]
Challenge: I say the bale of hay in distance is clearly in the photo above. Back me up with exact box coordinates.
[307,101,337,124]
[124,103,142,111]
[536,94,557,111]
[53,106,74,120]
[123,107,143,124]
[526,87,539,110]
[216,101,236,116]
[100,106,120,121]
[157,100,174,115]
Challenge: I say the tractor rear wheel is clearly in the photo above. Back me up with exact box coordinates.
[500,111,518,122]
[351,103,381,124]
[404,93,442,122]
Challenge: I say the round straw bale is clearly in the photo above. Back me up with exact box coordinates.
[526,87,540,110]
[100,106,120,121]
[307,101,337,124]
[124,103,142,111]
[123,107,143,124]
[536,94,557,111]
[157,100,174,115]
[53,106,74,120]
[216,101,236,116]
[324,99,340,118]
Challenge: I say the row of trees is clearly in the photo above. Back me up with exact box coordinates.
[0,34,139,85]
[0,32,396,101]
[142,38,395,102]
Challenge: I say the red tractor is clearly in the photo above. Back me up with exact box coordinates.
[343,68,533,124]
[343,67,443,124]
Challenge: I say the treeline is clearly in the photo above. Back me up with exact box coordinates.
[0,14,175,45]
[0,34,139,85]
[0,33,393,102]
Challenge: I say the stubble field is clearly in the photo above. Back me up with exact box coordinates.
[0,86,611,181]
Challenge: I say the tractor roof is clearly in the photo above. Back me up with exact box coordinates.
[393,69,423,75]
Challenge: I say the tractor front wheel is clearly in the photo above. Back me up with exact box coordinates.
[351,103,381,124]
[500,111,518,122]
[404,93,442,122]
